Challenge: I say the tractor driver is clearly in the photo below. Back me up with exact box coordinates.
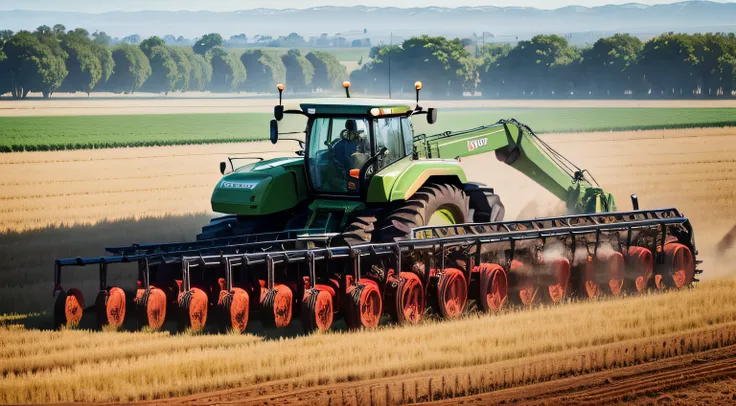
[332,120,370,190]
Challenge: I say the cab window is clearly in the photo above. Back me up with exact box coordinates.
[374,117,405,170]
[307,117,370,194]
[401,117,414,157]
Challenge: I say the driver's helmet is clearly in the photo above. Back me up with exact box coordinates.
[342,120,362,142]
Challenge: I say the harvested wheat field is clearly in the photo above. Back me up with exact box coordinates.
[2,125,736,404]
[1,281,736,404]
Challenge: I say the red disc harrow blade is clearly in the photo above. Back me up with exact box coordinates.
[135,286,167,330]
[346,280,382,329]
[301,287,334,332]
[625,246,654,293]
[436,268,467,319]
[511,260,537,306]
[261,284,293,328]
[218,285,250,334]
[474,263,508,312]
[386,271,425,324]
[54,288,85,328]
[96,287,126,329]
[656,243,695,290]
[544,257,570,304]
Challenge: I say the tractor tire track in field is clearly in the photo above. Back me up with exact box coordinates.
[143,323,736,406]
[431,343,736,405]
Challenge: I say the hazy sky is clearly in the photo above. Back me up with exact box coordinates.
[2,0,735,12]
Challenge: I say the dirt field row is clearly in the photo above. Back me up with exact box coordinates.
[155,322,736,406]
[2,97,736,116]
[432,341,736,406]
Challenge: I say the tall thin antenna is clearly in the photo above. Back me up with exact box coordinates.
[388,32,393,99]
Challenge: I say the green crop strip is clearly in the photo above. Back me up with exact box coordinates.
[1,108,735,153]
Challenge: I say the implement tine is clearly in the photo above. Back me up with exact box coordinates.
[266,254,275,290]
[143,257,151,290]
[350,248,361,283]
[307,251,316,289]
[182,258,191,292]
[220,256,233,292]
[53,261,62,294]
[392,244,402,278]
[99,262,108,291]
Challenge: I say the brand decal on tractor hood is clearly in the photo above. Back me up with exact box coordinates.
[467,138,488,151]
[221,180,259,190]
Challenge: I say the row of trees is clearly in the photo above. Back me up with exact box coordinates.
[0,27,347,98]
[3,27,735,99]
[76,31,371,49]
[351,33,736,98]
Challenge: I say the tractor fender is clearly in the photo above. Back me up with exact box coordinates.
[366,158,467,203]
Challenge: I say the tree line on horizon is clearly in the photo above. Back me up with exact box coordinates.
[351,33,736,99]
[1,26,735,99]
[0,27,347,99]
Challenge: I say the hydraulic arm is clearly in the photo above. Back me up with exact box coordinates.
[413,119,616,214]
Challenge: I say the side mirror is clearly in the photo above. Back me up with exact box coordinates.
[274,105,284,121]
[427,108,438,125]
[270,119,279,144]
[219,161,227,175]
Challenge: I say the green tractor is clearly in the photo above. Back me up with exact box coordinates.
[54,82,699,334]
[204,81,614,244]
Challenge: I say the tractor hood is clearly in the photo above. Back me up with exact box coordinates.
[211,157,308,216]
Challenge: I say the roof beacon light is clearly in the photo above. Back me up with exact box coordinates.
[343,81,351,98]
[415,81,423,103]
[277,83,285,105]
[274,84,285,121]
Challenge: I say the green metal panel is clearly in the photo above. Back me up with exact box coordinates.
[366,158,467,203]
[210,157,309,215]
[306,199,365,232]
[419,124,510,159]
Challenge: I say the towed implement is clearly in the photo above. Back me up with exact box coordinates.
[53,82,702,333]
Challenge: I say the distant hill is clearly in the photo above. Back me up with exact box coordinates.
[1,1,736,43]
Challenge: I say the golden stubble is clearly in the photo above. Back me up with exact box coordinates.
[1,280,735,404]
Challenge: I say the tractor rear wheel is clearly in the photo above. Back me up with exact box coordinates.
[375,183,470,242]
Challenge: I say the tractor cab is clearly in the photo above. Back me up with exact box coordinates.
[273,82,437,196]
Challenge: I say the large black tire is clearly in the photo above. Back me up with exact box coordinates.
[333,213,378,246]
[375,183,470,242]
[465,184,505,223]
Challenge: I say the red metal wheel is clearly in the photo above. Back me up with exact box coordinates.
[544,258,570,304]
[346,280,382,329]
[301,289,334,333]
[217,287,250,334]
[475,263,508,312]
[261,284,293,328]
[54,287,85,328]
[656,243,695,290]
[598,251,625,296]
[135,286,167,330]
[436,268,467,319]
[577,259,599,298]
[625,246,653,294]
[95,287,126,329]
[510,260,537,306]
[178,287,209,332]
[386,271,425,324]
